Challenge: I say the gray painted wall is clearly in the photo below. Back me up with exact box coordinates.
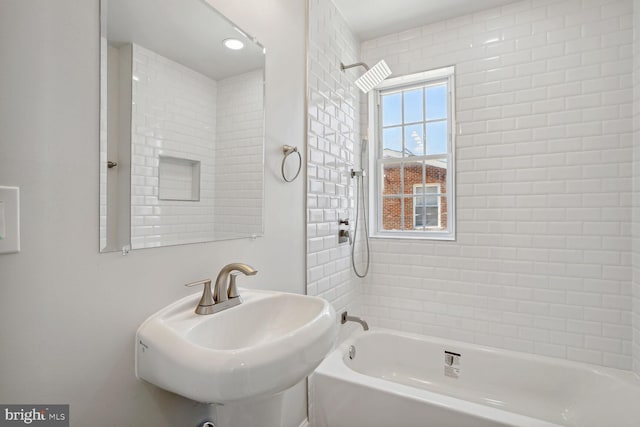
[0,0,306,425]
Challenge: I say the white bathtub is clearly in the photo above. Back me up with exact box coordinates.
[311,329,640,427]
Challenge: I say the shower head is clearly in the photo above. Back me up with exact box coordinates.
[340,60,392,94]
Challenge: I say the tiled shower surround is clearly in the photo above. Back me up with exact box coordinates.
[129,45,264,247]
[99,36,108,250]
[358,0,635,369]
[131,44,217,248]
[214,69,265,239]
[308,0,640,372]
[306,0,362,314]
[632,0,640,374]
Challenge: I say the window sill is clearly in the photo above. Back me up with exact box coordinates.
[370,232,456,242]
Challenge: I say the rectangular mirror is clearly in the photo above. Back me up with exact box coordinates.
[100,0,265,252]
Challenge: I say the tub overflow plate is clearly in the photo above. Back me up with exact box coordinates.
[444,351,461,378]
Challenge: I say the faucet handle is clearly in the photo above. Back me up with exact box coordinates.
[185,279,215,314]
[228,273,241,299]
[185,278,212,289]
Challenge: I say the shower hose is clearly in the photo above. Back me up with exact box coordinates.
[351,171,370,278]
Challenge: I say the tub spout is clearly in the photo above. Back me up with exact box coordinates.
[341,311,369,331]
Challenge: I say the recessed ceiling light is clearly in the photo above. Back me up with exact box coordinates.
[223,38,244,50]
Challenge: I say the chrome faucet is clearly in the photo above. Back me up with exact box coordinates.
[341,311,369,331]
[185,263,258,315]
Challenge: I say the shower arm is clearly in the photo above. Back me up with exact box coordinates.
[340,62,370,72]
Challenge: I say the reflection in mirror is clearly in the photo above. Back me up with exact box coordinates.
[100,0,265,252]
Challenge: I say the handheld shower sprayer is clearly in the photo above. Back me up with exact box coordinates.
[340,60,392,93]
[350,161,370,278]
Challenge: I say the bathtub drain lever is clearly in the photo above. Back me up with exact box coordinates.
[341,311,369,331]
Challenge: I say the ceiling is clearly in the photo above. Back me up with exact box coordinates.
[105,0,264,80]
[333,0,520,40]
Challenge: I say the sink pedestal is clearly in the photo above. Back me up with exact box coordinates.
[214,393,284,427]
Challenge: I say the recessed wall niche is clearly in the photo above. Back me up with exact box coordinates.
[158,156,201,202]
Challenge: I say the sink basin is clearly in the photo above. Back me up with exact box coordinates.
[135,289,336,403]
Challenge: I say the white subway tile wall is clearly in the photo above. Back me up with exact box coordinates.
[360,0,635,369]
[130,44,217,248]
[632,0,640,375]
[307,0,361,315]
[214,69,264,239]
[99,36,108,250]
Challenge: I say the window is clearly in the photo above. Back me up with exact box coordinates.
[369,66,455,240]
[413,184,440,228]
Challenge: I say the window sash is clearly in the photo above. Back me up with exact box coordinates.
[415,207,439,227]
[413,184,440,229]
[379,80,448,158]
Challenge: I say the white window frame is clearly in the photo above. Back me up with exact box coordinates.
[413,183,441,229]
[368,66,456,240]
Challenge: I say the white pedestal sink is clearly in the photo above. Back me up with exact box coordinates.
[135,289,336,426]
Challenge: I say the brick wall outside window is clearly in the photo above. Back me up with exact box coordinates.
[382,164,448,230]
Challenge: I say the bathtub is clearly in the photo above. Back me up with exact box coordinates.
[311,329,640,427]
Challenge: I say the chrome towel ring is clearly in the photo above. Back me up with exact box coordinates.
[281,145,301,183]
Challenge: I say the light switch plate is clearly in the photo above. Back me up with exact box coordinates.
[0,186,20,254]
